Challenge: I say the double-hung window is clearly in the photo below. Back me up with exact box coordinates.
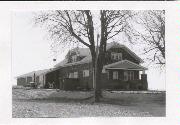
[69,72,78,78]
[124,71,128,81]
[128,71,134,80]
[111,52,122,61]
[69,73,74,78]
[74,72,78,78]
[72,55,77,62]
[83,70,89,77]
[124,71,134,81]
[113,71,118,80]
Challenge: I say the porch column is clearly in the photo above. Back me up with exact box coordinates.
[141,73,148,90]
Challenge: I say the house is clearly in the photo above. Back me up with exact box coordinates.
[16,69,50,88]
[45,42,148,90]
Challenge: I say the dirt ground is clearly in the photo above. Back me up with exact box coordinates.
[12,89,165,118]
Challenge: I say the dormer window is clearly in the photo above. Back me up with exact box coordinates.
[111,52,122,61]
[72,55,77,62]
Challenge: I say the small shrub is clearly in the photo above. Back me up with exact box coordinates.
[12,85,25,89]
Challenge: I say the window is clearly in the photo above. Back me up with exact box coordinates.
[69,72,78,78]
[113,71,118,80]
[124,71,134,81]
[124,71,128,81]
[69,73,74,78]
[128,71,134,80]
[72,55,77,62]
[111,52,122,61]
[117,53,122,60]
[74,72,78,78]
[83,70,89,77]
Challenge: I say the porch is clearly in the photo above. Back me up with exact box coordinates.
[102,60,148,90]
[102,79,147,91]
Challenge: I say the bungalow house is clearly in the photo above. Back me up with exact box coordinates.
[16,69,50,88]
[45,42,148,90]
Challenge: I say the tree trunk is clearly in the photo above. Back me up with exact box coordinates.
[94,50,106,102]
[95,62,103,102]
[92,10,108,102]
[90,46,105,102]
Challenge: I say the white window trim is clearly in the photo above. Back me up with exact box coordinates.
[69,72,78,78]
[124,71,134,81]
[129,71,134,80]
[111,52,122,60]
[74,72,78,78]
[118,53,122,60]
[113,71,118,80]
[72,55,77,62]
[124,71,128,81]
[83,70,89,77]
[69,72,74,78]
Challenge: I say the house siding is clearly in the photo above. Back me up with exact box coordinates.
[20,44,147,90]
[101,69,140,89]
[17,77,26,86]
[48,64,142,90]
[105,47,140,65]
[58,63,93,89]
[44,47,145,90]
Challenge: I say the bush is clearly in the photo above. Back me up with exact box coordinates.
[12,85,25,89]
[129,80,143,90]
[103,80,129,90]
[63,78,80,90]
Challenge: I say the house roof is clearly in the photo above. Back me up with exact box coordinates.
[16,69,50,78]
[106,42,144,63]
[70,47,91,57]
[54,55,92,68]
[104,60,148,71]
[54,47,91,68]
[54,42,144,68]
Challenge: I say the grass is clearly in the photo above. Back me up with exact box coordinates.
[12,88,166,117]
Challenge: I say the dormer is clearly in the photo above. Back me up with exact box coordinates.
[72,55,77,62]
[105,42,143,65]
[111,52,122,61]
[64,47,90,64]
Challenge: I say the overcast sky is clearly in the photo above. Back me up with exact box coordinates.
[12,11,165,90]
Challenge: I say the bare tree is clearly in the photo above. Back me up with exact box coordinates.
[130,10,165,68]
[34,10,132,102]
[95,10,132,100]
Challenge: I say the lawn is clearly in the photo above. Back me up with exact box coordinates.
[12,88,165,118]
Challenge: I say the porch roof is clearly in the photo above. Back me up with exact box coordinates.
[104,60,148,71]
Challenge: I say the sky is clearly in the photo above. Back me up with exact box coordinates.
[12,11,165,90]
